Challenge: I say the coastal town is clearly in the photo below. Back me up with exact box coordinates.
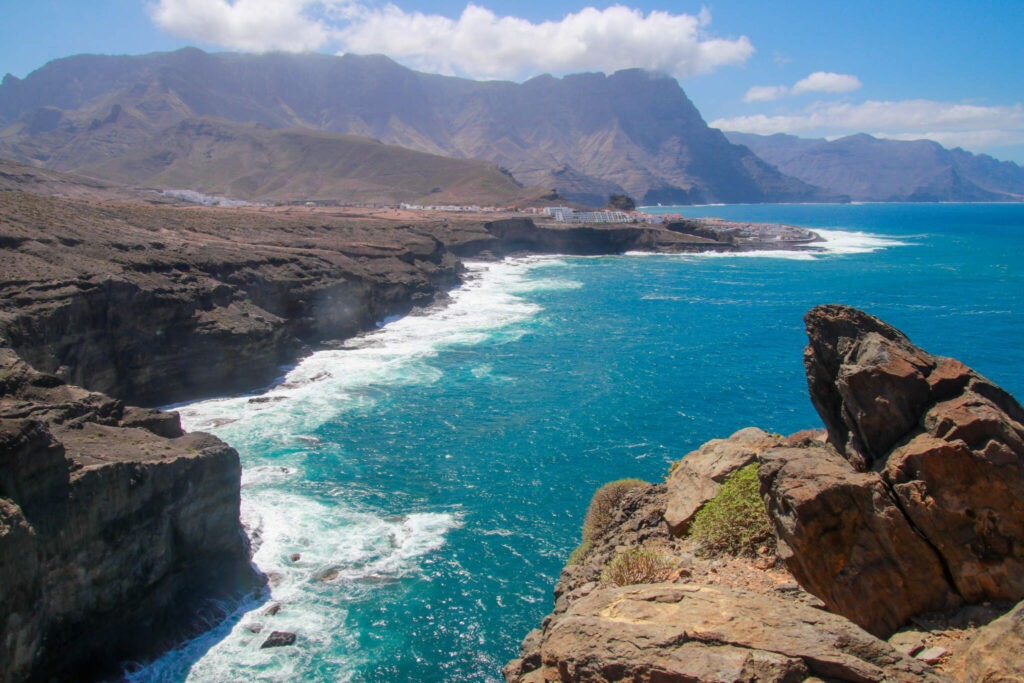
[161,189,821,248]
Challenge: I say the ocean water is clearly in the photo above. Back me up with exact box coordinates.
[128,203,1024,682]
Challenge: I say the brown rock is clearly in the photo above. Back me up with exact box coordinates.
[664,427,781,535]
[513,583,951,682]
[759,445,961,637]
[785,304,1024,632]
[803,304,936,467]
[947,598,1024,682]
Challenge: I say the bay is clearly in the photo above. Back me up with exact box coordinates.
[129,203,1024,682]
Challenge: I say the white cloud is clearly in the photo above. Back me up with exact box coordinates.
[791,71,861,95]
[712,99,1024,155]
[149,0,338,51]
[743,71,861,104]
[715,100,1024,135]
[149,1,754,80]
[743,85,788,103]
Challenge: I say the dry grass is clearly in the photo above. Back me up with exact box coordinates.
[601,548,675,587]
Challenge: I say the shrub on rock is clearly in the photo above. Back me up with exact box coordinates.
[601,548,674,587]
[582,478,648,543]
[688,463,774,557]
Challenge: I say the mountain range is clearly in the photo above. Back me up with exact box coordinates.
[726,132,1024,202]
[0,48,831,206]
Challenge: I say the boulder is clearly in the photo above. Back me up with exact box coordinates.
[947,598,1024,682]
[759,446,961,637]
[261,631,296,649]
[509,583,952,682]
[664,428,781,535]
[770,305,1024,634]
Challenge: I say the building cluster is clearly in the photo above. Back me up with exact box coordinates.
[533,207,633,223]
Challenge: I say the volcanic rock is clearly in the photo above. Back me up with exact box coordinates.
[261,631,297,649]
[507,583,952,682]
[759,445,961,637]
[785,304,1024,632]
[664,427,782,535]
[947,598,1024,681]
[0,347,261,682]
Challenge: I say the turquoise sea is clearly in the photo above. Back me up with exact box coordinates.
[129,203,1024,682]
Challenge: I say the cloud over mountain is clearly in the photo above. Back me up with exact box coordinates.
[149,1,754,80]
[743,71,861,102]
[715,99,1024,153]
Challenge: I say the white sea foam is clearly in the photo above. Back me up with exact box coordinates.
[177,258,571,438]
[625,227,909,261]
[126,486,461,682]
[131,257,570,682]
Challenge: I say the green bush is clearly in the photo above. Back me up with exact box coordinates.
[688,463,774,557]
[566,539,593,566]
[601,548,674,587]
[581,478,648,543]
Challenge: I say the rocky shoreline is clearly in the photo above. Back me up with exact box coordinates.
[0,184,745,682]
[505,305,1024,682]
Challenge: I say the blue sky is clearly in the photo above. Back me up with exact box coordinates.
[2,0,1023,162]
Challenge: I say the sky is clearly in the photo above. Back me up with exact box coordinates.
[2,0,1023,163]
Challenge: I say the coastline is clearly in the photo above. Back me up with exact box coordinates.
[5,194,1011,681]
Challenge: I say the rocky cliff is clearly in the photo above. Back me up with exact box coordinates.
[0,189,463,406]
[0,172,750,680]
[0,181,740,406]
[507,305,1024,682]
[0,346,262,682]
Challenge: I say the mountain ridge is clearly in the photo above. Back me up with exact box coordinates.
[725,131,1024,202]
[0,48,836,206]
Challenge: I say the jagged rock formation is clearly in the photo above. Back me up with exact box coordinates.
[0,48,834,205]
[0,347,261,682]
[774,304,1024,635]
[508,305,1024,682]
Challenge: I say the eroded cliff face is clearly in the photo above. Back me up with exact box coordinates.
[0,192,461,406]
[0,347,262,682]
[507,305,1024,682]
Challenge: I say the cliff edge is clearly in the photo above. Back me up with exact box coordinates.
[506,305,1024,682]
[0,346,262,682]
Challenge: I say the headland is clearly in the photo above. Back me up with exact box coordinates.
[0,163,818,681]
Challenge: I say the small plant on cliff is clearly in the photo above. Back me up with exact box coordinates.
[582,478,649,543]
[601,548,674,587]
[567,478,648,565]
[566,540,593,566]
[688,463,774,557]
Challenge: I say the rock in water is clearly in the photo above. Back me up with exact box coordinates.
[764,304,1024,636]
[261,631,297,649]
